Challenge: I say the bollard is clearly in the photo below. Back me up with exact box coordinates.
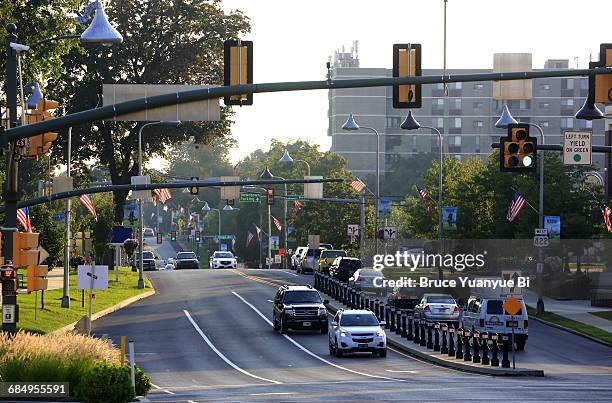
[365,296,370,312]
[420,320,427,347]
[120,336,126,366]
[463,329,472,361]
[407,315,414,340]
[447,327,455,356]
[395,310,402,335]
[401,313,407,338]
[343,284,348,305]
[374,300,380,320]
[128,340,136,393]
[490,333,500,367]
[390,308,396,332]
[314,272,318,289]
[385,305,391,329]
[379,301,385,320]
[472,331,481,364]
[481,332,490,366]
[501,335,510,368]
[455,328,464,359]
[433,323,441,351]
[426,322,433,349]
[369,297,375,313]
[360,293,365,309]
[108,338,113,364]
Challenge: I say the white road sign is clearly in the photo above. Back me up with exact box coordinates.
[383,227,397,240]
[2,305,16,324]
[77,265,109,290]
[501,270,523,296]
[347,225,359,236]
[563,131,592,165]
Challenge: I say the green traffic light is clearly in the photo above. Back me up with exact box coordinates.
[522,155,533,167]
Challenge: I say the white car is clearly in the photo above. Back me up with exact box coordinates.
[209,251,237,269]
[329,309,387,357]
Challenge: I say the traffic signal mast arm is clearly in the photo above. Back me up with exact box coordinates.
[492,143,612,153]
[3,68,611,143]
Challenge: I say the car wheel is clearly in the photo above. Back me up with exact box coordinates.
[273,313,280,331]
[515,340,526,351]
[335,340,343,357]
[280,316,288,334]
[378,348,387,358]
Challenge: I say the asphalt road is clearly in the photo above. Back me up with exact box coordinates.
[93,265,612,402]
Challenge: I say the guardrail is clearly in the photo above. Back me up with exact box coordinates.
[314,271,517,369]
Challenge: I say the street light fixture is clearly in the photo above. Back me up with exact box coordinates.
[494,104,518,128]
[342,113,380,256]
[260,166,274,179]
[78,1,123,45]
[279,149,311,176]
[575,98,604,120]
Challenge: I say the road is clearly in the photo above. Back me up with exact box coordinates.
[93,257,612,402]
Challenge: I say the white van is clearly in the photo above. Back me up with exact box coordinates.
[460,295,528,351]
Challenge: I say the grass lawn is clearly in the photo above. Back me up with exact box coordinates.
[590,311,612,322]
[526,305,612,345]
[17,266,152,334]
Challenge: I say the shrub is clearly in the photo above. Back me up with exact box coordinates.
[135,365,152,396]
[74,363,135,403]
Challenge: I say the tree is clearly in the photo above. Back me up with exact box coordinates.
[46,0,251,222]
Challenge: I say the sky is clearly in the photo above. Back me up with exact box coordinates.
[213,0,611,164]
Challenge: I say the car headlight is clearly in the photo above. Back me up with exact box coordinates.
[376,328,385,337]
[318,307,326,316]
[340,331,348,338]
[285,309,294,316]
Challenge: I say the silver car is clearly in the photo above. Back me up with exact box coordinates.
[414,293,460,324]
[348,269,387,296]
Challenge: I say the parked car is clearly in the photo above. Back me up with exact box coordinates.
[174,251,200,269]
[388,285,423,310]
[291,247,307,270]
[329,309,387,357]
[460,294,528,350]
[317,250,347,274]
[209,251,237,269]
[272,285,329,334]
[329,257,362,282]
[414,294,460,324]
[348,269,386,296]
[143,227,155,238]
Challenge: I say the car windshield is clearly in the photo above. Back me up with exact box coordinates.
[177,252,197,259]
[427,296,455,304]
[306,249,323,258]
[214,252,234,258]
[340,259,361,269]
[487,300,523,315]
[322,250,346,259]
[283,291,322,304]
[340,313,379,327]
[137,251,155,259]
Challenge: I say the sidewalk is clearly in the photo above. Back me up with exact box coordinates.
[524,290,612,333]
[46,267,65,290]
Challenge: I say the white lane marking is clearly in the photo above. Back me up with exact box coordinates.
[231,291,398,381]
[249,392,295,396]
[151,383,161,389]
[280,270,299,277]
[187,400,197,403]
[267,299,274,303]
[183,310,282,385]
[386,369,418,374]
[163,390,175,395]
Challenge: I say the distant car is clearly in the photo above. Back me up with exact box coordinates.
[388,285,423,310]
[298,246,332,274]
[317,250,347,274]
[209,251,237,269]
[329,257,362,282]
[174,251,199,269]
[414,294,460,324]
[143,228,155,237]
[291,247,307,270]
[133,250,157,271]
[329,309,387,357]
[348,269,386,296]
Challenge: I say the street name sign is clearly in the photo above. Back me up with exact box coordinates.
[239,193,261,203]
[563,131,592,165]
[218,235,234,240]
[285,194,305,200]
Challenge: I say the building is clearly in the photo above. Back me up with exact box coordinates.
[328,48,606,181]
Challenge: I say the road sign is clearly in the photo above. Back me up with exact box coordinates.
[502,297,522,316]
[239,193,261,202]
[77,265,109,290]
[285,194,305,200]
[563,131,592,165]
[218,235,234,240]
[533,236,549,247]
[534,228,547,236]
[383,227,397,240]
[2,305,16,324]
[501,270,523,296]
[347,224,359,236]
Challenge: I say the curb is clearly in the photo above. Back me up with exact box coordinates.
[51,287,156,335]
[323,294,544,377]
[530,315,612,349]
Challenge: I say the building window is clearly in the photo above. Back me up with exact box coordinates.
[538,121,550,128]
[539,102,550,110]
[451,99,461,110]
[519,100,531,109]
[454,118,462,128]
[473,101,484,109]
[453,136,461,146]
[561,118,574,129]
[563,79,574,90]
[540,83,551,91]
[434,117,444,128]
[561,99,574,107]
[386,117,401,128]
[473,120,484,128]
[433,98,444,106]
[475,136,480,146]
[436,83,444,90]
[474,83,484,90]
[585,120,593,129]
[454,82,462,89]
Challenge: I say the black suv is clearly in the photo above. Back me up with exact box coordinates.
[273,285,329,334]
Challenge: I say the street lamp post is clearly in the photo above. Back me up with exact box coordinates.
[260,167,287,268]
[401,111,444,279]
[342,114,380,255]
[202,201,221,242]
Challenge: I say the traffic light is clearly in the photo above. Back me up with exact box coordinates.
[1,266,18,295]
[500,123,537,172]
[190,177,199,195]
[195,230,201,242]
[12,232,40,269]
[224,39,253,106]
[170,231,177,241]
[27,264,48,293]
[26,99,59,158]
[595,43,612,103]
[266,188,274,205]
[393,44,422,108]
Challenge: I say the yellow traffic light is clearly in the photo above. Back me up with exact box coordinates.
[26,99,59,158]
[12,232,40,269]
[500,124,537,172]
[27,264,48,293]
[224,39,253,106]
[393,43,422,108]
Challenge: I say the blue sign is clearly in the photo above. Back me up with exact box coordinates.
[111,226,133,243]
[123,202,139,228]
[271,236,280,250]
[287,226,294,235]
[443,206,457,231]
[220,243,228,251]
[378,197,392,218]
[53,212,66,223]
[544,216,561,239]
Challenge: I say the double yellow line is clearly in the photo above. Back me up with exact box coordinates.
[229,269,298,288]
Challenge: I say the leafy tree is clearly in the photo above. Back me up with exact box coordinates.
[29,204,64,269]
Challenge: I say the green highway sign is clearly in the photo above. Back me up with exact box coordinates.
[285,194,305,200]
[218,235,234,240]
[239,193,261,202]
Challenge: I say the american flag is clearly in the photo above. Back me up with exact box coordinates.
[79,194,97,221]
[507,192,526,222]
[17,207,33,232]
[149,195,157,206]
[602,206,612,233]
[154,188,171,203]
[416,185,429,201]
[246,231,254,247]
[350,178,366,192]
[272,216,282,231]
[294,200,303,211]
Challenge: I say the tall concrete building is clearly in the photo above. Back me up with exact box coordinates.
[328,47,605,180]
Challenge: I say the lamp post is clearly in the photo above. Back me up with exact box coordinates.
[2,3,122,327]
[260,167,287,268]
[342,114,380,255]
[401,111,444,279]
[202,202,221,240]
[495,105,548,314]
[136,121,179,289]
[279,149,311,176]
